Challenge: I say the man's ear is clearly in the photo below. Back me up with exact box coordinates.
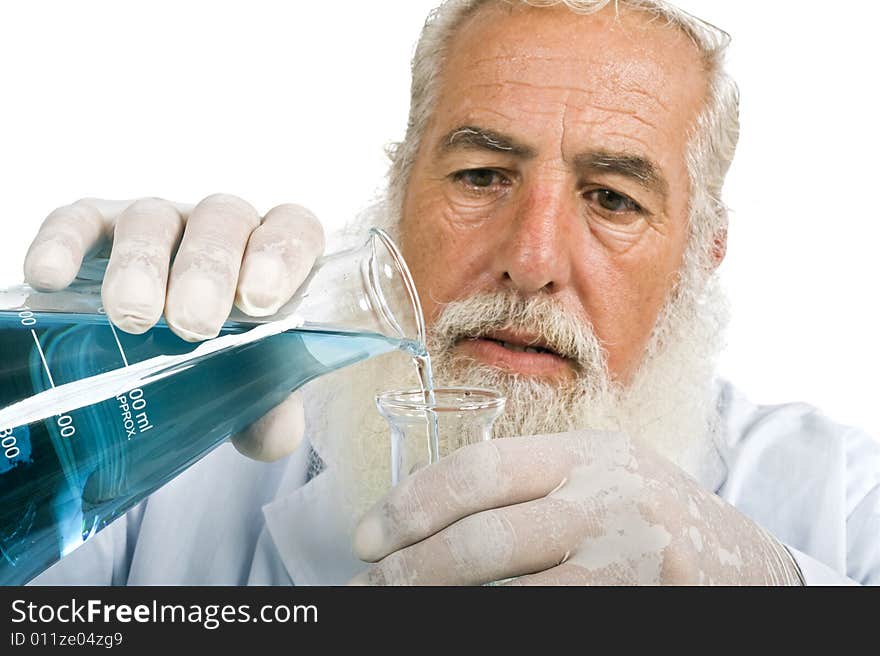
[711,226,727,269]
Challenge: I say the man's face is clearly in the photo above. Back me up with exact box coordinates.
[400,3,710,384]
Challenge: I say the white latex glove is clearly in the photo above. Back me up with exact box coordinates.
[351,431,804,585]
[23,194,325,462]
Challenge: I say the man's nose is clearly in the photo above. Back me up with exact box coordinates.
[493,181,574,294]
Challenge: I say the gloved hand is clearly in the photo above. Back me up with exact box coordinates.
[351,431,804,585]
[23,194,325,462]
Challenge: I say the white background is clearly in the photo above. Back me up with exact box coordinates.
[1,1,877,438]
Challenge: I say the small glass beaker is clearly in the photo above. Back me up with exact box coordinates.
[376,387,506,486]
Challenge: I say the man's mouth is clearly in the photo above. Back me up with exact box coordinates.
[485,339,555,355]
[454,329,575,379]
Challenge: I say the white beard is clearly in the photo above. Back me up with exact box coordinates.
[303,200,729,532]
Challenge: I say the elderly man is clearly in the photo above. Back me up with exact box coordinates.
[24,0,879,585]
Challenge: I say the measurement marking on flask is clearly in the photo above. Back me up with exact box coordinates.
[107,321,130,367]
[30,329,56,388]
[107,317,153,435]
[28,328,77,439]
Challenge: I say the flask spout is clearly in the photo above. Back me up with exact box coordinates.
[263,228,426,350]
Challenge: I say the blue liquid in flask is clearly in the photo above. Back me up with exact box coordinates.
[0,309,406,585]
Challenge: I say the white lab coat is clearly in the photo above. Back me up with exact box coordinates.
[29,380,880,586]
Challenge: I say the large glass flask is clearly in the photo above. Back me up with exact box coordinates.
[0,228,425,585]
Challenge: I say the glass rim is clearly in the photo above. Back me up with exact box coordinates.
[368,227,427,348]
[376,386,506,413]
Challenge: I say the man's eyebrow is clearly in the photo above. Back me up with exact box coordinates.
[439,126,536,158]
[575,151,669,197]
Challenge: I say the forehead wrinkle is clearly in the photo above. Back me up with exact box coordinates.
[566,99,660,132]
[467,53,597,68]
[466,79,592,96]
[462,107,522,124]
[616,83,672,113]
[458,57,679,127]
[461,80,667,131]
[560,87,573,167]
[451,98,571,129]
[496,96,667,135]
[508,80,604,96]
[600,131,657,154]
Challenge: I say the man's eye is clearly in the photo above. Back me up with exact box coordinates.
[586,189,642,213]
[453,169,507,190]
